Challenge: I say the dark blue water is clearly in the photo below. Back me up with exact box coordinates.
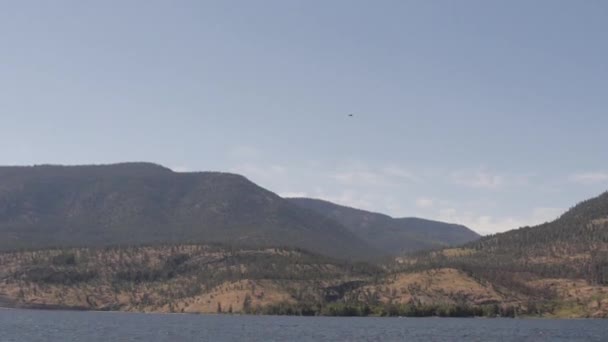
[1,309,607,342]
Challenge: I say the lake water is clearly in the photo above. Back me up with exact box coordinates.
[1,309,607,341]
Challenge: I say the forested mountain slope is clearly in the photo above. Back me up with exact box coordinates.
[0,163,378,260]
[395,191,608,317]
[471,191,608,255]
[288,198,480,254]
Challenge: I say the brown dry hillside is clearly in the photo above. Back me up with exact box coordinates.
[0,245,377,313]
[395,191,608,318]
[1,244,607,317]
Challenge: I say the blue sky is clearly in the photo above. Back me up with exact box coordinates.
[1,1,607,234]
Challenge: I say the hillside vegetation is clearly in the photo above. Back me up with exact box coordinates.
[1,240,606,318]
[289,198,480,254]
[396,191,608,317]
[0,163,479,260]
[0,163,377,260]
[0,244,522,317]
[0,245,379,314]
[1,163,607,317]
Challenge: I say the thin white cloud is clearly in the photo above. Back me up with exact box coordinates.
[312,189,376,211]
[229,163,287,181]
[451,168,504,190]
[435,206,564,235]
[170,166,192,172]
[279,191,308,198]
[330,164,418,187]
[382,166,419,182]
[569,172,608,184]
[415,198,434,209]
[228,145,261,160]
[225,159,567,236]
[330,171,390,186]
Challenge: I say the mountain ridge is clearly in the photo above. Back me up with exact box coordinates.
[0,163,379,260]
[287,197,480,254]
[0,168,607,317]
[394,190,608,316]
[0,163,480,259]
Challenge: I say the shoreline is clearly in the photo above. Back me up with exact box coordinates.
[0,304,596,320]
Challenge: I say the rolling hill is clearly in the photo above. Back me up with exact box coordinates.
[0,175,607,317]
[0,244,550,317]
[397,191,608,317]
[0,163,378,260]
[288,198,480,254]
[471,191,608,257]
[0,163,481,260]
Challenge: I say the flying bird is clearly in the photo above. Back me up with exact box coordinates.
[348,114,354,117]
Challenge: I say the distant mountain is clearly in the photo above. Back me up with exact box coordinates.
[0,163,379,260]
[2,187,608,317]
[287,198,480,254]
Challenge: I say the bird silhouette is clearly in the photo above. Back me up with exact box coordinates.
[348,114,354,117]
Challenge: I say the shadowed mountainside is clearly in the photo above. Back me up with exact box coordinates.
[288,198,480,254]
[1,186,607,317]
[0,163,378,260]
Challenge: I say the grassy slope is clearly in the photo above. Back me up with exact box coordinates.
[0,245,377,313]
[394,192,608,318]
[2,244,607,317]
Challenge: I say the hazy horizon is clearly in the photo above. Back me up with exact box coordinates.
[2,1,607,234]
